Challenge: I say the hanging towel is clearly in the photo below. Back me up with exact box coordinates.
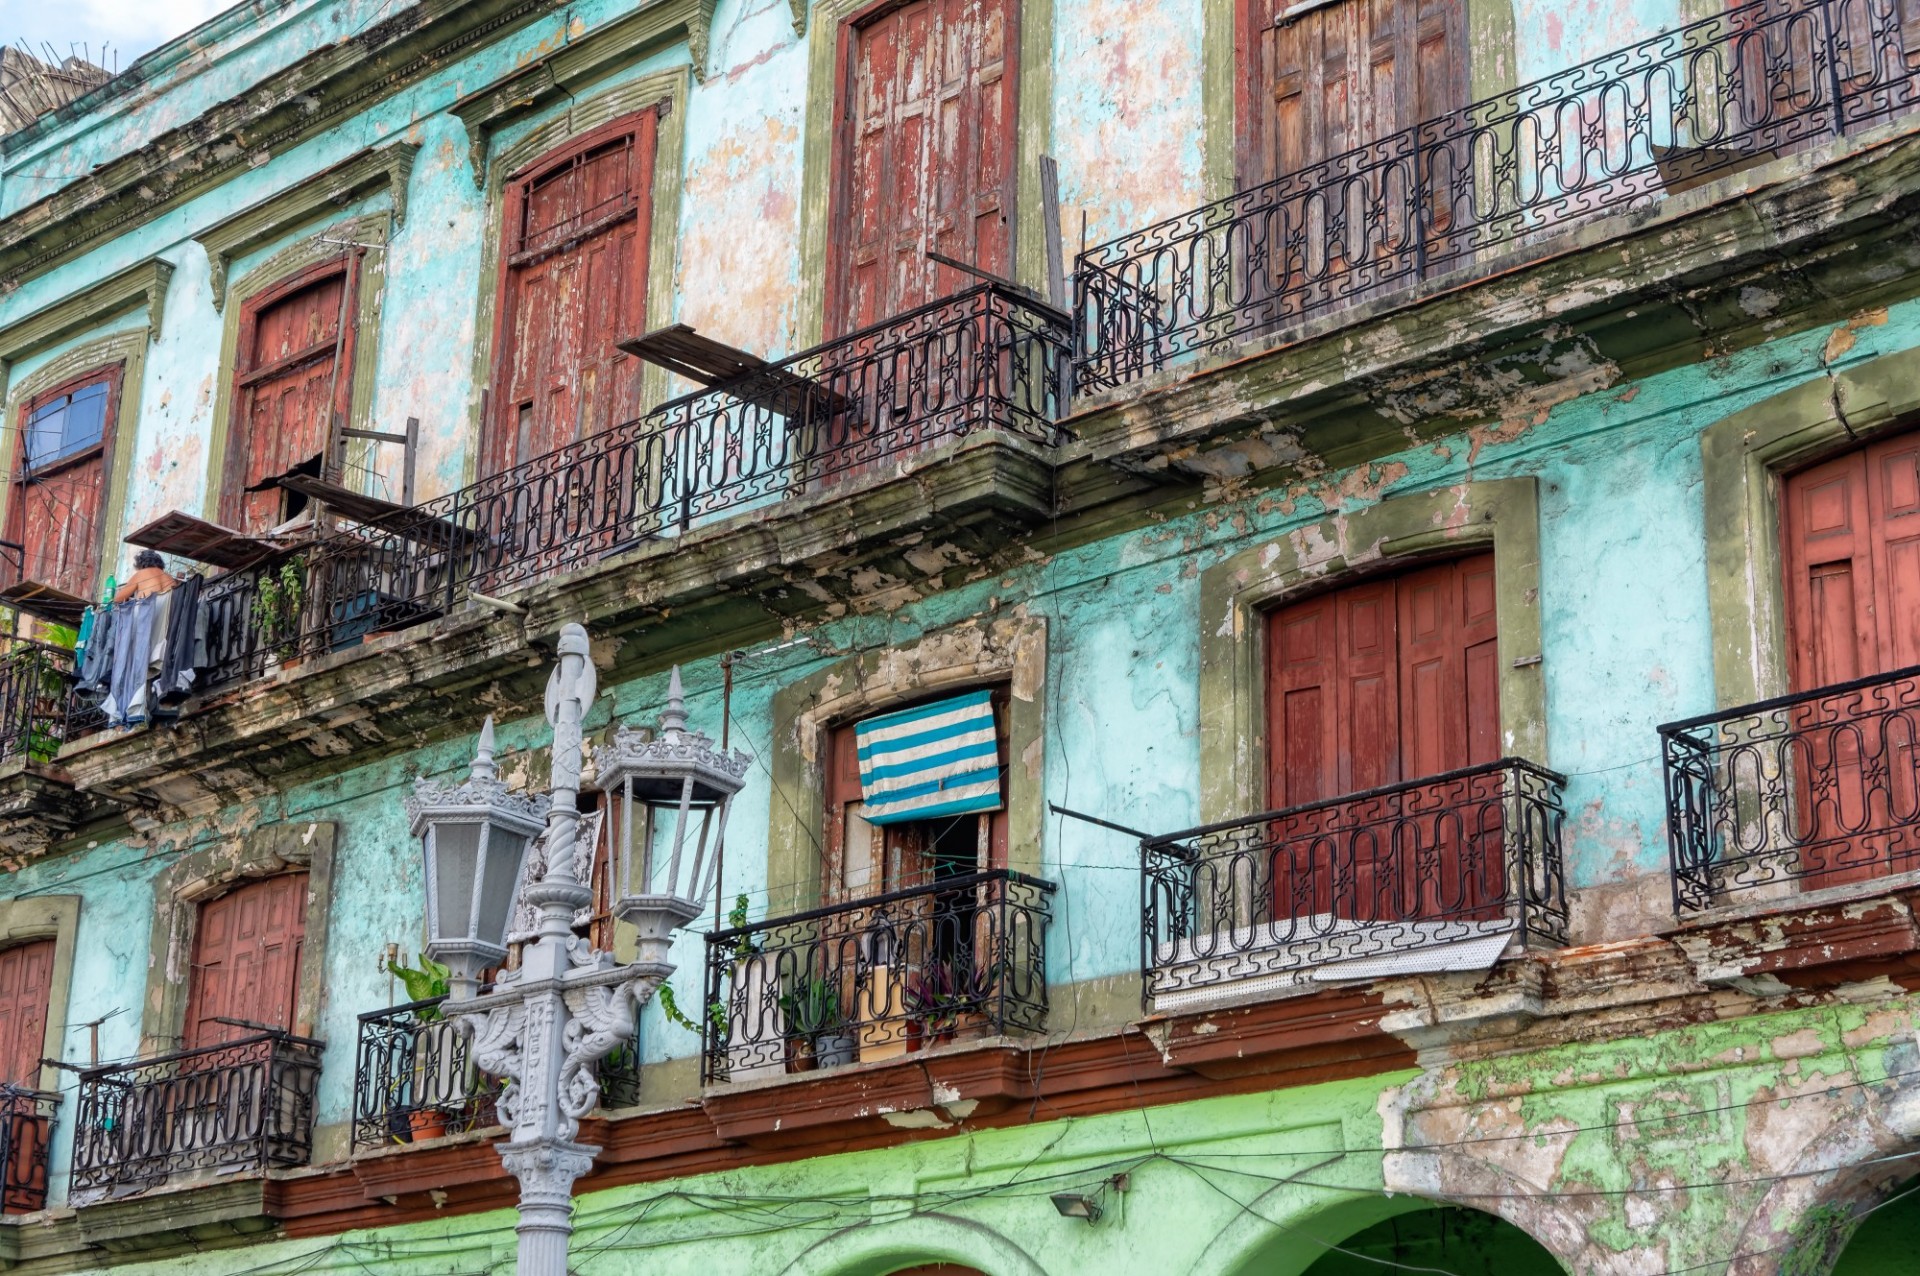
[854,689,1003,825]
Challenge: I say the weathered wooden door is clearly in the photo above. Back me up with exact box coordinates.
[182,874,308,1050]
[1782,431,1920,886]
[830,0,1016,338]
[0,941,53,1087]
[1240,0,1467,315]
[226,261,355,534]
[7,370,117,602]
[0,940,51,1210]
[1266,555,1501,923]
[487,113,656,478]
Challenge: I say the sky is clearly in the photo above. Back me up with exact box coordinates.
[4,0,231,73]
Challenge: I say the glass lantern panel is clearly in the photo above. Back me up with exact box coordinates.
[432,823,483,941]
[475,828,533,948]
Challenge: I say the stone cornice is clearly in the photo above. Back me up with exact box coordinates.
[446,0,715,187]
[0,0,563,294]
[0,258,171,371]
[194,141,419,310]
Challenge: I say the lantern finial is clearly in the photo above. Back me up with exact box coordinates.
[471,715,498,784]
[662,665,687,736]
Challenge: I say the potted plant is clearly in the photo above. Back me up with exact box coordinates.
[250,557,306,665]
[907,956,1000,1045]
[780,975,850,1071]
[383,952,462,1142]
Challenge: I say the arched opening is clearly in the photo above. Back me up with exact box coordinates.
[1831,1175,1920,1275]
[1292,1202,1566,1276]
[884,1267,986,1276]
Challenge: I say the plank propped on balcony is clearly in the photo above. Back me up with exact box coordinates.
[272,475,484,551]
[122,511,283,570]
[619,324,849,419]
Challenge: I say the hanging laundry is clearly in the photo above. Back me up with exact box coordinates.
[73,605,115,703]
[154,574,208,718]
[102,593,159,728]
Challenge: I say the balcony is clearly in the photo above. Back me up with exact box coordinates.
[353,995,642,1152]
[1141,759,1568,1010]
[70,1030,322,1199]
[0,1086,56,1214]
[701,869,1055,1085]
[1663,664,1920,911]
[1073,0,1920,395]
[44,282,1069,763]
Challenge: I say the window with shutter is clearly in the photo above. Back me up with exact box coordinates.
[1265,554,1502,921]
[828,0,1017,337]
[1780,431,1920,888]
[224,260,357,534]
[181,873,308,1051]
[7,369,120,603]
[486,113,657,479]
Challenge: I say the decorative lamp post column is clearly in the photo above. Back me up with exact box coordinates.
[406,623,748,1276]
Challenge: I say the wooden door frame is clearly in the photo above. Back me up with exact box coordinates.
[820,0,1024,339]
[796,0,1053,349]
[1207,0,1518,201]
[1197,479,1545,826]
[139,823,336,1059]
[220,253,359,528]
[0,898,79,1093]
[7,362,124,598]
[480,110,659,480]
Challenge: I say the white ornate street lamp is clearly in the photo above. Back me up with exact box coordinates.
[406,623,748,1275]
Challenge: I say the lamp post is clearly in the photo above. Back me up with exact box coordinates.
[406,623,748,1275]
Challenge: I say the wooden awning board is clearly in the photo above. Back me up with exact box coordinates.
[0,580,88,626]
[619,324,850,418]
[273,475,484,550]
[123,511,284,570]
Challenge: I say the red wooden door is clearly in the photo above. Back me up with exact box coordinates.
[830,0,1016,338]
[1782,432,1920,886]
[1266,555,1501,923]
[7,370,118,602]
[182,874,308,1051]
[487,113,656,478]
[0,941,53,1088]
[1240,0,1466,313]
[226,261,355,533]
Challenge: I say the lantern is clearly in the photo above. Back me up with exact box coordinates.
[593,667,751,963]
[406,716,551,984]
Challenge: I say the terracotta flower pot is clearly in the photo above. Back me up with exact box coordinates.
[408,1108,449,1142]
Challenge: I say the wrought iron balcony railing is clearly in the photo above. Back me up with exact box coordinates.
[0,640,73,766]
[1073,0,1920,393]
[48,282,1070,742]
[353,995,641,1151]
[1141,759,1568,1007]
[1663,664,1920,911]
[701,869,1055,1084]
[70,1030,323,1196]
[352,998,493,1151]
[0,1086,56,1214]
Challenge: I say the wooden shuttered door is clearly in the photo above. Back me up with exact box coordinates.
[7,370,119,602]
[182,873,308,1051]
[830,0,1016,338]
[1780,432,1920,887]
[226,261,357,533]
[0,941,53,1088]
[488,113,657,478]
[1266,554,1501,919]
[1244,0,1468,190]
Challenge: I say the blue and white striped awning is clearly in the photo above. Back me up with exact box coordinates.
[855,689,1004,825]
